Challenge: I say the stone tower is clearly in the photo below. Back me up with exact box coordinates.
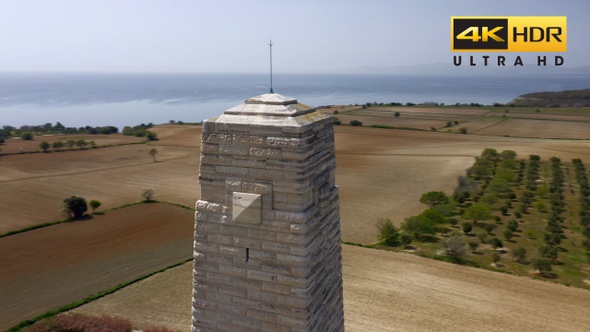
[192,92,344,331]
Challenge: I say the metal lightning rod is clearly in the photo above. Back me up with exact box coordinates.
[268,39,274,93]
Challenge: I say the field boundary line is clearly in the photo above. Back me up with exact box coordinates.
[469,117,508,134]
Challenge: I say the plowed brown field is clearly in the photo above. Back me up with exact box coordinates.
[0,203,193,330]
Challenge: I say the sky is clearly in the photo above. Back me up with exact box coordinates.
[0,0,588,73]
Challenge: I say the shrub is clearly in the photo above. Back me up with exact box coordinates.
[349,120,363,126]
[20,132,34,140]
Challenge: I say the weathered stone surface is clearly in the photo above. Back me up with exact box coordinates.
[194,93,344,332]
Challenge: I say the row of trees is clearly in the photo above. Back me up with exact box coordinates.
[573,159,590,262]
[1,122,161,143]
[40,139,96,152]
[122,123,158,140]
[1,123,119,139]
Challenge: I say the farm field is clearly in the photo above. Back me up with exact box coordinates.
[2,124,590,242]
[323,104,590,139]
[74,245,590,332]
[2,110,590,329]
[0,203,193,331]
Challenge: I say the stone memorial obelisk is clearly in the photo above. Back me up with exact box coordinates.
[192,90,345,331]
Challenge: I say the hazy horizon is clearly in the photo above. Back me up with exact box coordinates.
[0,1,588,74]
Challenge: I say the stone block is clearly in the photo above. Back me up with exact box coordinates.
[232,192,262,224]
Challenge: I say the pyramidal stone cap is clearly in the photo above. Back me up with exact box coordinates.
[224,93,314,117]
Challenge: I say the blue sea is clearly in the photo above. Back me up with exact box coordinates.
[0,72,589,129]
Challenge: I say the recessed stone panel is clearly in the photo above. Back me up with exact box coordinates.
[232,192,262,224]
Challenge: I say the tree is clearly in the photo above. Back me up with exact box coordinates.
[462,204,492,224]
[462,222,473,235]
[122,126,134,136]
[492,252,501,266]
[459,127,468,134]
[349,120,363,126]
[418,208,448,224]
[500,150,517,160]
[470,165,492,180]
[543,233,561,247]
[512,247,527,263]
[141,188,155,202]
[539,245,558,262]
[442,233,467,259]
[419,191,449,207]
[394,112,400,118]
[489,178,511,195]
[63,196,88,219]
[146,131,158,141]
[149,148,158,162]
[20,132,33,140]
[503,229,513,241]
[489,237,503,250]
[39,141,50,152]
[468,241,479,252]
[377,219,400,246]
[507,219,519,232]
[532,258,552,277]
[500,206,509,215]
[402,215,436,238]
[481,148,499,160]
[480,193,499,205]
[52,141,64,150]
[89,200,102,214]
[67,140,76,149]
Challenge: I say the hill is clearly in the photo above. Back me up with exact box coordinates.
[509,89,590,107]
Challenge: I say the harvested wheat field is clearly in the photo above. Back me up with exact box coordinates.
[474,118,590,139]
[74,244,590,332]
[0,125,201,234]
[0,203,193,330]
[2,124,589,243]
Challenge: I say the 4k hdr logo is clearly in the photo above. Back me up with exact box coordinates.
[451,16,567,52]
